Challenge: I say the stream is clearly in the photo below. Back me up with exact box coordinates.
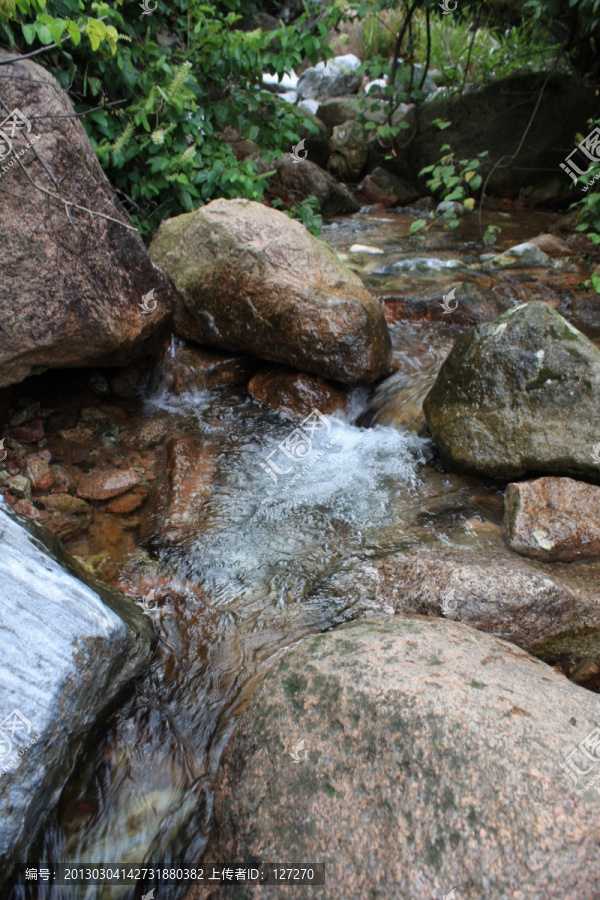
[9,205,588,899]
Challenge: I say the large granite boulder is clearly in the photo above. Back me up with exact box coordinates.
[424,302,600,483]
[200,618,600,899]
[0,505,155,887]
[150,199,393,385]
[0,51,175,389]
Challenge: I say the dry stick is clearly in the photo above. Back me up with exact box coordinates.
[418,8,431,93]
[477,57,563,243]
[459,4,482,98]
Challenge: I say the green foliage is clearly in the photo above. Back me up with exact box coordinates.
[272,195,323,236]
[0,0,127,55]
[0,0,342,236]
[419,144,486,227]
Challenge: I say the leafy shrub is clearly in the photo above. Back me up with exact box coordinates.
[0,0,342,236]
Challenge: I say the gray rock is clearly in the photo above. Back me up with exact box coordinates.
[203,617,600,900]
[483,241,552,270]
[297,54,361,101]
[437,200,466,216]
[424,302,600,483]
[328,119,367,181]
[297,98,319,116]
[7,475,31,500]
[0,506,155,886]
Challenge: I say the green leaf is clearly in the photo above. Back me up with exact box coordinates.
[21,23,36,44]
[592,272,600,293]
[409,219,427,234]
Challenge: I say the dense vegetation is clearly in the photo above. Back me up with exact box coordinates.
[0,0,599,241]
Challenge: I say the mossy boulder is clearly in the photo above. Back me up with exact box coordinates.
[150,199,392,385]
[199,618,600,900]
[424,302,600,483]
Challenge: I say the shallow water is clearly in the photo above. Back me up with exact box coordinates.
[10,205,591,900]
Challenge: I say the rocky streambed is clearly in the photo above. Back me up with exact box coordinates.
[1,196,600,900]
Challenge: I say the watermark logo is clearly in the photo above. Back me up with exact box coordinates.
[139,288,157,314]
[290,739,308,763]
[592,442,600,464]
[440,288,458,314]
[289,139,308,164]
[560,725,600,792]
[560,126,600,189]
[0,708,40,775]
[440,589,458,617]
[0,108,32,161]
[139,0,157,16]
[439,0,457,14]
[0,708,32,759]
[0,438,6,463]
[0,108,41,181]
[260,409,332,485]
[141,890,155,900]
[137,588,159,614]
[443,890,457,900]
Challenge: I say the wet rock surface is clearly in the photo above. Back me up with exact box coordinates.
[141,435,218,545]
[424,302,600,482]
[505,476,600,562]
[202,617,600,900]
[0,51,174,389]
[0,506,155,888]
[150,198,393,385]
[332,543,600,652]
[248,367,348,420]
[153,340,255,395]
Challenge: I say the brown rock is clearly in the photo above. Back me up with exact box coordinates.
[150,198,392,385]
[333,543,600,652]
[153,341,255,395]
[50,464,76,492]
[106,490,147,514]
[248,367,347,419]
[529,233,571,257]
[39,494,91,515]
[255,155,358,218]
[504,476,600,562]
[355,167,420,208]
[25,451,53,492]
[76,467,142,501]
[6,420,44,443]
[58,427,93,444]
[141,436,217,544]
[119,417,170,450]
[0,51,175,389]
[202,618,600,900]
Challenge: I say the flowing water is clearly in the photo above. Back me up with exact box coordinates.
[10,206,590,899]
